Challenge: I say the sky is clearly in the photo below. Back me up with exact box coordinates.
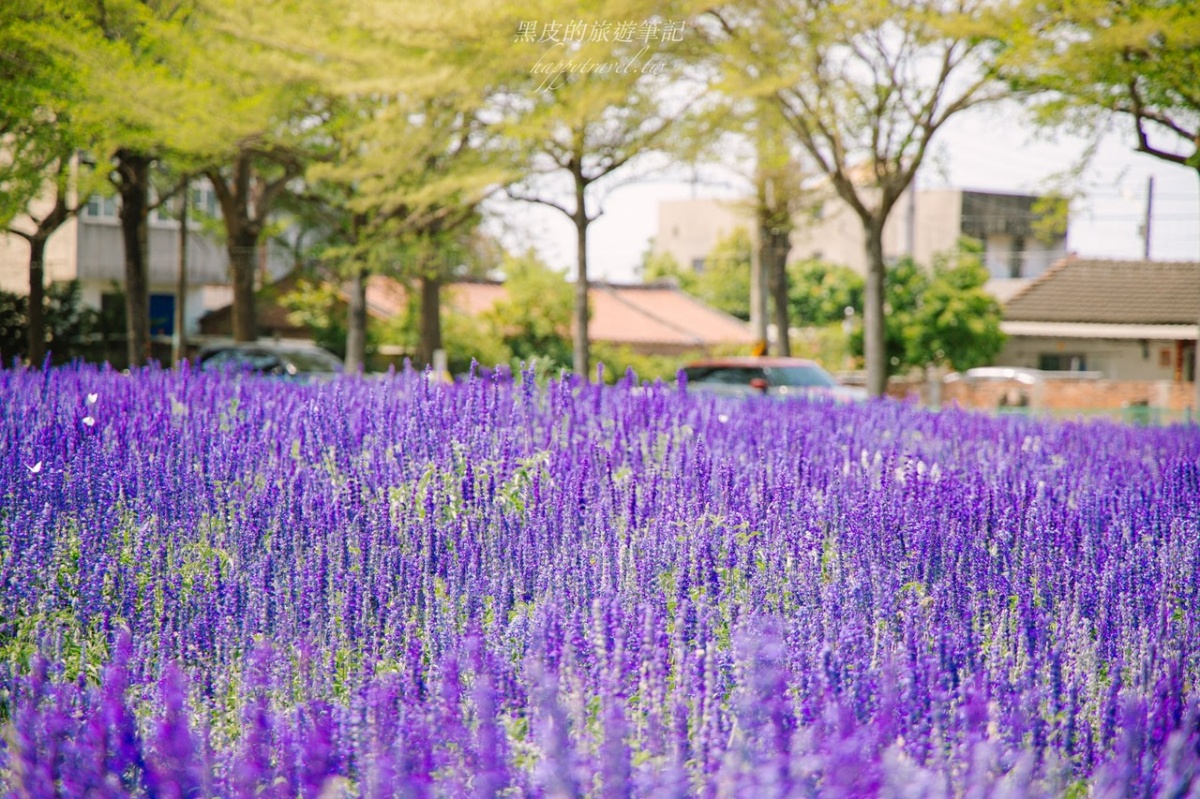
[484,101,1200,284]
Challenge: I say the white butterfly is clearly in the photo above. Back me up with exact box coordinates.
[27,462,42,474]
[86,393,98,405]
[83,416,95,427]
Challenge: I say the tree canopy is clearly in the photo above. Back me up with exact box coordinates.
[705,0,1013,396]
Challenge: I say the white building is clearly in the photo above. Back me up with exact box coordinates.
[997,257,1198,382]
[655,188,1068,281]
[0,182,290,337]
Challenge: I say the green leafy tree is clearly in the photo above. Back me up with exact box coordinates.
[61,0,230,367]
[0,0,105,366]
[501,0,701,380]
[698,227,754,321]
[640,230,753,321]
[639,246,697,293]
[188,0,342,345]
[911,241,1006,372]
[279,278,363,360]
[482,251,574,370]
[788,261,864,327]
[707,0,1013,396]
[271,0,508,372]
[440,312,512,377]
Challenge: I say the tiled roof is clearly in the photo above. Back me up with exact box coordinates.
[437,280,755,349]
[208,274,755,351]
[1004,257,1200,325]
[590,284,755,347]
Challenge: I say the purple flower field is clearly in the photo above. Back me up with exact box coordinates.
[1,364,1198,797]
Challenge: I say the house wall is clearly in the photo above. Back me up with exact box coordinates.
[655,200,748,272]
[0,212,81,294]
[996,335,1184,381]
[791,192,881,271]
[75,215,234,286]
[911,189,963,267]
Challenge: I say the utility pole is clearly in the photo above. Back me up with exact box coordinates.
[172,179,188,365]
[1142,175,1154,260]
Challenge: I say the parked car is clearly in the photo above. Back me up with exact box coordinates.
[680,357,868,402]
[195,340,344,379]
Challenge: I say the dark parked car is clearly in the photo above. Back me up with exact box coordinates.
[195,341,344,378]
[680,357,868,402]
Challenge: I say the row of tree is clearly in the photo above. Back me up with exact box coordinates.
[2,0,1197,396]
[647,232,1005,376]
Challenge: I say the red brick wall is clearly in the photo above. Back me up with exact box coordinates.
[935,378,1195,412]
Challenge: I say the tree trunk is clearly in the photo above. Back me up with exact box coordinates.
[573,206,590,381]
[173,182,188,365]
[27,237,47,367]
[417,273,442,370]
[766,231,792,357]
[116,151,152,368]
[345,266,368,372]
[227,230,259,342]
[864,221,887,398]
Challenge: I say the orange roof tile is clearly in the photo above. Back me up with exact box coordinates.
[204,274,754,351]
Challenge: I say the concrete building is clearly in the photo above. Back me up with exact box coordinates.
[0,182,290,337]
[654,188,1068,280]
[997,257,1198,382]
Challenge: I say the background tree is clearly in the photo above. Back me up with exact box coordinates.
[271,0,509,372]
[753,125,805,355]
[58,0,231,366]
[501,1,701,379]
[482,250,574,371]
[697,228,754,321]
[707,0,1012,396]
[639,246,697,291]
[788,260,864,327]
[0,0,103,366]
[190,0,345,344]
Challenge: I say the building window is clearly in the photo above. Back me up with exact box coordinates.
[84,195,118,218]
[149,293,175,337]
[188,186,219,217]
[1009,236,1025,278]
[1038,353,1087,371]
[691,258,706,274]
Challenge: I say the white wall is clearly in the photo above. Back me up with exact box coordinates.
[0,214,81,294]
[655,199,748,272]
[996,336,1184,380]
